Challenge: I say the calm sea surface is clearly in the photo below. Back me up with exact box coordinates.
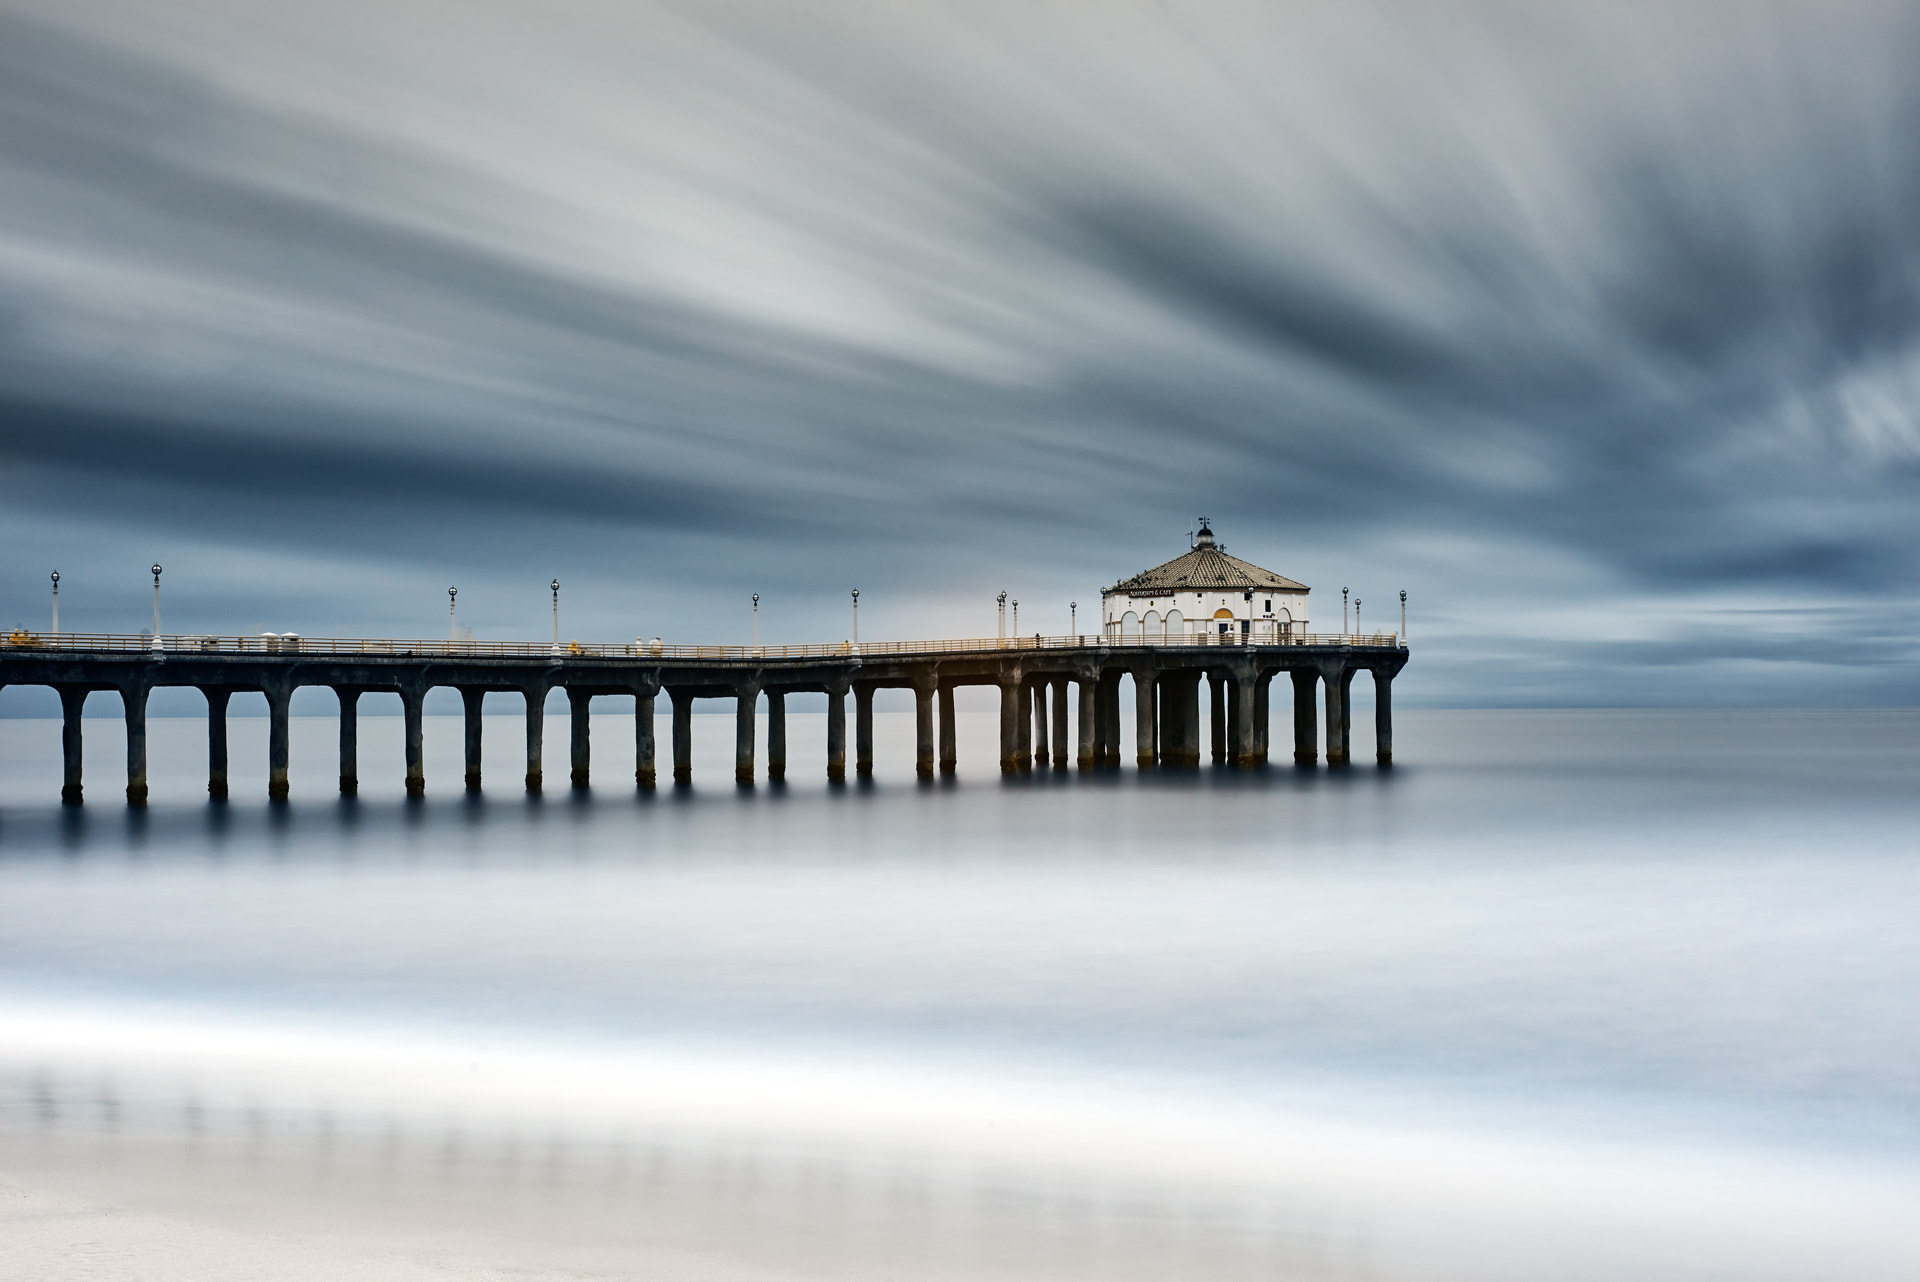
[2,706,1916,1280]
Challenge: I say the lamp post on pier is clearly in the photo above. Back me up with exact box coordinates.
[550,579,560,649]
[1012,599,1019,636]
[997,591,1007,640]
[1070,601,1077,635]
[752,593,759,648]
[1400,589,1407,643]
[1342,586,1349,637]
[151,564,163,648]
[851,589,859,645]
[1355,599,1361,637]
[50,571,59,635]
[448,586,458,641]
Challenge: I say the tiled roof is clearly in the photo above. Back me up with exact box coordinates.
[1105,545,1308,596]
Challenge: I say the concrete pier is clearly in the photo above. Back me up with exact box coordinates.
[205,688,231,799]
[3,633,1405,801]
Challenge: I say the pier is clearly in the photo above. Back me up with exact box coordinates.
[0,631,1407,803]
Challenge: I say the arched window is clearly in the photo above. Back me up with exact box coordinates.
[1120,610,1138,642]
[1166,609,1184,641]
[1143,610,1160,644]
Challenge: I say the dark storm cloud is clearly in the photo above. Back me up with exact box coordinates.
[1,0,1917,700]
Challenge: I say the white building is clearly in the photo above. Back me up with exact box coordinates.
[1103,522,1310,643]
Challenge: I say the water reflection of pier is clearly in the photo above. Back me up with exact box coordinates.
[0,632,1406,803]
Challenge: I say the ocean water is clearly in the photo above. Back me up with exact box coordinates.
[1,704,1916,1281]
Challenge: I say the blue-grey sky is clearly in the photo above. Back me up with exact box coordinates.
[3,0,1917,706]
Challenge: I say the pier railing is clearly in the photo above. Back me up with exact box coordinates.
[2,630,1404,659]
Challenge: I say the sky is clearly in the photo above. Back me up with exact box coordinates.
[2,0,1917,707]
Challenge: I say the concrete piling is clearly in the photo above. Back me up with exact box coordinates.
[767,691,786,782]
[914,682,935,778]
[59,686,85,804]
[1291,670,1318,765]
[123,682,150,806]
[855,685,874,779]
[338,688,360,793]
[937,684,957,774]
[826,687,847,781]
[672,691,692,785]
[735,684,758,784]
[525,686,547,791]
[462,688,485,790]
[401,685,425,796]
[205,687,231,799]
[1032,678,1049,768]
[1075,677,1096,770]
[266,683,292,801]
[569,688,592,787]
[635,691,657,787]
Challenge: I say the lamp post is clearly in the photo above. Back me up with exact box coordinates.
[1012,599,1019,637]
[151,564,163,647]
[50,571,59,635]
[1070,601,1076,635]
[752,593,759,648]
[1342,586,1349,637]
[997,591,1007,640]
[851,589,859,645]
[551,579,560,648]
[1400,589,1407,644]
[1355,599,1361,637]
[448,586,458,641]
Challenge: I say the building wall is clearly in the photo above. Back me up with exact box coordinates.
[1101,587,1309,641]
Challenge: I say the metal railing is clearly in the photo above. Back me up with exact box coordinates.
[2,629,1404,660]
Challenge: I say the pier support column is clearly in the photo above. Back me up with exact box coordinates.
[826,686,847,781]
[1374,669,1393,765]
[671,691,693,785]
[525,685,547,791]
[1032,678,1050,768]
[855,685,874,779]
[1100,673,1123,768]
[1233,670,1259,768]
[569,688,592,787]
[59,686,86,804]
[1134,670,1157,769]
[1051,680,1069,770]
[767,691,786,782]
[1075,676,1096,770]
[338,689,360,794]
[1015,682,1032,770]
[735,684,758,784]
[124,682,150,806]
[1209,673,1226,765]
[1291,670,1318,765]
[999,678,1022,774]
[205,688,231,800]
[1162,672,1201,768]
[266,682,293,801]
[937,684,957,774]
[1324,666,1349,766]
[462,689,485,790]
[401,684,426,796]
[635,689,657,788]
[914,682,936,779]
[1224,678,1242,767]
[1253,673,1272,767]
